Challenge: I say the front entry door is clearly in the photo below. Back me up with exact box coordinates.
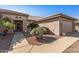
[14,20,23,31]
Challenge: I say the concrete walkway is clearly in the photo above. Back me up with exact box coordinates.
[9,32,79,53]
[9,32,32,53]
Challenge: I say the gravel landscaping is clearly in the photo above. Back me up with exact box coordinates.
[23,32,63,45]
[0,33,14,52]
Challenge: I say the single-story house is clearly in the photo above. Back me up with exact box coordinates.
[0,9,29,33]
[37,13,77,35]
[0,9,77,36]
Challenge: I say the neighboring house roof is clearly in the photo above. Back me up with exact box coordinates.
[27,15,42,23]
[0,9,29,16]
[37,13,78,23]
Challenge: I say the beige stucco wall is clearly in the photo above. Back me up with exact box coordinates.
[39,20,60,35]
[1,14,28,32]
[39,17,75,36]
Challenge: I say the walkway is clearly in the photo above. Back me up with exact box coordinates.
[9,32,79,53]
[9,32,32,53]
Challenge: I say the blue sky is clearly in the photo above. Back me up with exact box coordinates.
[0,5,79,18]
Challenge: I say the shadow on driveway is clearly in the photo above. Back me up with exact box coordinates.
[37,36,56,43]
[66,32,79,38]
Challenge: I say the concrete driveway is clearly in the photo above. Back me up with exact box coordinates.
[9,32,79,53]
[30,37,79,53]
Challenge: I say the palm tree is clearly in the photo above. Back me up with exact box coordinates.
[0,17,16,36]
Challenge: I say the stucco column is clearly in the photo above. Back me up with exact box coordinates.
[72,21,75,31]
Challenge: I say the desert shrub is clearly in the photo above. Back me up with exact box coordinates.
[0,17,16,36]
[30,27,50,39]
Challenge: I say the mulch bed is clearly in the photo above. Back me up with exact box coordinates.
[0,33,14,52]
[23,32,63,46]
[26,36,43,46]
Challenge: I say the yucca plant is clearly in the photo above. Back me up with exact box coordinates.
[0,17,16,36]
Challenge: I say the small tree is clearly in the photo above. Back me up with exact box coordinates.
[27,23,39,29]
[0,17,16,36]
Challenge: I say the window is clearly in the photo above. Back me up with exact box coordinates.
[15,16,22,19]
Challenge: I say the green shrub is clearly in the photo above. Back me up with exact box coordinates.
[40,27,50,34]
[0,17,16,36]
[30,27,50,39]
[30,27,43,36]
